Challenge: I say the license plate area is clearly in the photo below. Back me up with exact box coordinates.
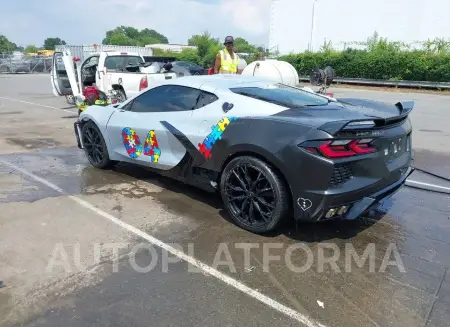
[383,134,410,162]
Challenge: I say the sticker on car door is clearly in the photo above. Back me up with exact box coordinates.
[122,127,161,162]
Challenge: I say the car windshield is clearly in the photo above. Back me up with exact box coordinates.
[230,84,329,108]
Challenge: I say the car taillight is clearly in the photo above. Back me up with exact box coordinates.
[139,76,148,91]
[301,139,377,158]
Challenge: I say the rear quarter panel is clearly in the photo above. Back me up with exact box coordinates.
[191,91,315,172]
[199,116,314,174]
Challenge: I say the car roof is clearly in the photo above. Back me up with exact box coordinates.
[166,75,273,91]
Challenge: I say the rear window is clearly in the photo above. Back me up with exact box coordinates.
[230,84,329,108]
[104,55,144,70]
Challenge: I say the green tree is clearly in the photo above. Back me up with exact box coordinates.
[0,34,17,53]
[188,31,220,59]
[202,43,222,67]
[234,37,257,53]
[102,26,169,46]
[178,48,201,65]
[139,28,168,44]
[24,45,38,53]
[108,33,136,46]
[43,37,66,50]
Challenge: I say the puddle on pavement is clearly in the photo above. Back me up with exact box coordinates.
[5,138,61,150]
[413,148,450,179]
[83,181,157,199]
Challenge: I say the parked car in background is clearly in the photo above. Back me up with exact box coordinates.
[28,56,52,72]
[0,59,31,73]
[171,61,205,75]
[142,61,191,78]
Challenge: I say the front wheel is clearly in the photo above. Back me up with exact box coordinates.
[220,156,290,233]
[81,121,113,169]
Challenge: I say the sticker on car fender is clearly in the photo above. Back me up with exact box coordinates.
[297,198,312,211]
[198,117,238,159]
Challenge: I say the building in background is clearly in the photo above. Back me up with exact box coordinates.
[145,44,196,53]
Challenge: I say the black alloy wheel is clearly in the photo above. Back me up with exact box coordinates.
[81,121,113,169]
[220,156,289,233]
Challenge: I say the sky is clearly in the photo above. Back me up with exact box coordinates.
[271,0,450,53]
[1,0,449,53]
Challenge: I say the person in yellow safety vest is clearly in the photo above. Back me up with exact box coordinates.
[214,36,240,74]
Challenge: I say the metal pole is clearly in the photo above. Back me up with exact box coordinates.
[309,0,318,51]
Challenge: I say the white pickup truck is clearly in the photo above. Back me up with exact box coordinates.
[51,50,178,103]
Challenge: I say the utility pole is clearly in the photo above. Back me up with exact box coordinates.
[309,0,318,51]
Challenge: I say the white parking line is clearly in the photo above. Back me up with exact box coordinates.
[0,96,77,114]
[0,159,327,327]
[406,179,450,192]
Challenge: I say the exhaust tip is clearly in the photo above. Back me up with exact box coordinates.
[323,205,349,220]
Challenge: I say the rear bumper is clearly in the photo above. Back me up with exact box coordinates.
[339,166,414,220]
[292,165,414,222]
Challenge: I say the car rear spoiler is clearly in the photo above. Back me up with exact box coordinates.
[318,101,414,135]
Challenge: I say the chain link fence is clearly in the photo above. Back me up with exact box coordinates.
[0,53,52,74]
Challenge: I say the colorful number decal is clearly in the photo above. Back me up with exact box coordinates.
[143,130,161,163]
[122,128,161,161]
[198,117,238,159]
[122,128,143,159]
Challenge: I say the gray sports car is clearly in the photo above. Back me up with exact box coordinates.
[74,75,414,233]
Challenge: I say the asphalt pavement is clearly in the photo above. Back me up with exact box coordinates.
[0,74,450,327]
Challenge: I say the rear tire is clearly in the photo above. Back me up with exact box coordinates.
[220,156,290,233]
[66,95,75,105]
[116,89,127,103]
[81,121,113,169]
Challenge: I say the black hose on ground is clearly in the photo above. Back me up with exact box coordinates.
[412,166,450,183]
[405,166,450,195]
